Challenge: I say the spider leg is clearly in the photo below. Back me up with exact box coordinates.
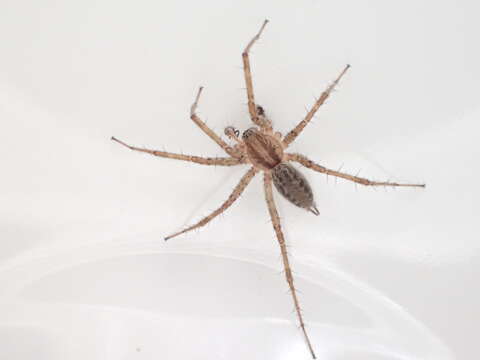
[190,87,242,159]
[263,172,317,359]
[283,64,350,147]
[111,137,242,166]
[242,20,272,129]
[288,153,425,188]
[164,167,257,240]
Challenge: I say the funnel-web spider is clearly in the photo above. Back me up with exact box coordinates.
[112,20,425,359]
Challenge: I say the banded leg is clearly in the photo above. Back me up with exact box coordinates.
[288,153,425,188]
[242,20,271,129]
[111,137,242,166]
[190,87,241,158]
[283,64,350,147]
[264,172,317,359]
[165,167,257,240]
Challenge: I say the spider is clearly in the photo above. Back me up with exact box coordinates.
[111,20,425,360]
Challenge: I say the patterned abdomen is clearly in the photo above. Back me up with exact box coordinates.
[272,163,319,215]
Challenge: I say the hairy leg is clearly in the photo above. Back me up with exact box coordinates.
[111,137,242,166]
[164,167,257,240]
[242,20,271,129]
[190,87,242,158]
[264,172,317,359]
[283,64,350,147]
[288,153,425,188]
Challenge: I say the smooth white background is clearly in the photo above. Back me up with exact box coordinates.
[1,1,479,359]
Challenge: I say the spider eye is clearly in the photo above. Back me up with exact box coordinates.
[242,127,257,139]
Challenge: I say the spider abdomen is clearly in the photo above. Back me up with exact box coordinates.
[272,163,319,215]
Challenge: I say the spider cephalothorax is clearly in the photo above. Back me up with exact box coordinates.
[112,20,424,359]
[242,127,284,170]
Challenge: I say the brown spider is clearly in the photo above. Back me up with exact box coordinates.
[111,19,425,360]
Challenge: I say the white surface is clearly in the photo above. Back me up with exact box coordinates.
[1,1,479,359]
